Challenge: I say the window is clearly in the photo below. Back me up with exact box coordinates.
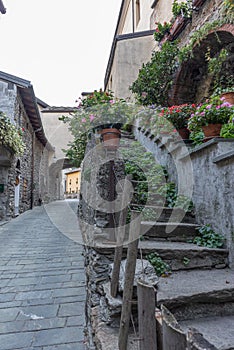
[69,179,72,185]
[136,0,140,26]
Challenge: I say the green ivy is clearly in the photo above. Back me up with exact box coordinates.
[146,253,171,276]
[0,111,25,155]
[130,41,180,106]
[220,121,234,138]
[193,224,225,248]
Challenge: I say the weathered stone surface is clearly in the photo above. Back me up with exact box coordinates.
[110,258,159,292]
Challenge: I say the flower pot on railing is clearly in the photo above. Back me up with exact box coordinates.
[220,92,234,105]
[169,15,190,40]
[202,123,222,140]
[177,127,190,140]
[100,128,121,150]
[192,0,206,9]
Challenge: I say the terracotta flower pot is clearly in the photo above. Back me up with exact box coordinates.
[192,0,206,8]
[220,92,234,105]
[169,15,188,40]
[101,128,121,150]
[177,128,190,140]
[202,124,222,139]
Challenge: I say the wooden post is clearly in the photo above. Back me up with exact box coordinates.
[111,176,132,298]
[137,279,157,350]
[118,211,141,350]
[161,305,187,350]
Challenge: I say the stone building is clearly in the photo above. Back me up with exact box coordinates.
[104,0,234,261]
[40,106,76,200]
[105,0,234,103]
[65,168,81,197]
[82,2,234,348]
[0,71,53,221]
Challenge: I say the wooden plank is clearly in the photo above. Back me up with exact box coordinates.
[162,305,187,350]
[137,279,157,350]
[111,176,132,298]
[118,211,141,350]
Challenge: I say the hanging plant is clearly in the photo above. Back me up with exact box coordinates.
[130,41,180,106]
[0,111,25,155]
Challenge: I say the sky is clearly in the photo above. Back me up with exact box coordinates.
[0,0,122,106]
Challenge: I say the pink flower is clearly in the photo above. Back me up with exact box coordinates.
[109,100,115,104]
[89,114,95,122]
[81,118,86,123]
[221,102,232,107]
[206,104,212,109]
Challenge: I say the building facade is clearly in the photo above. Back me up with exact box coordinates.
[105,0,233,104]
[65,168,81,197]
[0,71,53,221]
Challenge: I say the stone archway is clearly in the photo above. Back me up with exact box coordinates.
[169,24,234,105]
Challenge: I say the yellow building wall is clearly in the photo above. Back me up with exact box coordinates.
[66,171,81,194]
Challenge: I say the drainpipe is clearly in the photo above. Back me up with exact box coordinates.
[30,131,35,210]
[31,126,43,208]
[132,0,135,33]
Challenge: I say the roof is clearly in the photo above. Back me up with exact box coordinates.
[65,168,81,175]
[36,98,50,108]
[41,106,78,113]
[0,71,52,149]
[0,0,6,14]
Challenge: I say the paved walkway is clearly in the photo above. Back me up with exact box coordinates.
[0,200,88,350]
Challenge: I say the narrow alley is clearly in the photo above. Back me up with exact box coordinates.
[0,200,88,350]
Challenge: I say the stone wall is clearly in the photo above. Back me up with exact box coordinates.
[0,82,50,220]
[134,126,234,266]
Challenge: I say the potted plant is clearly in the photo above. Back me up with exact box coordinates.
[160,103,196,139]
[154,21,172,45]
[170,0,192,39]
[188,96,234,139]
[60,89,136,160]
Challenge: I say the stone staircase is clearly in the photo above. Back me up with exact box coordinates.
[89,131,234,349]
[137,202,234,349]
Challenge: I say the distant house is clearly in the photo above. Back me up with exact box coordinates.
[65,168,81,197]
[0,71,53,221]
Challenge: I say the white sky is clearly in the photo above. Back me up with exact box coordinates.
[0,0,122,106]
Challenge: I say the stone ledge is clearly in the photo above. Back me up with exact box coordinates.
[178,138,234,160]
[212,149,234,163]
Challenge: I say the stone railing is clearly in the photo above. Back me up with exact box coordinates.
[134,126,234,266]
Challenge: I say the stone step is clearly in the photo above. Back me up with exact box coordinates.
[180,315,234,350]
[140,221,199,242]
[134,205,196,224]
[157,268,234,307]
[138,240,229,271]
[157,268,234,350]
[94,240,229,272]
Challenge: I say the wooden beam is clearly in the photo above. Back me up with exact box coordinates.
[118,211,141,350]
[137,279,157,350]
